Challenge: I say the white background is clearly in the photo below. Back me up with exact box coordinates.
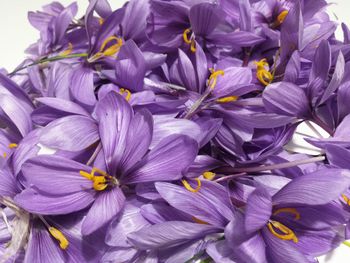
[0,0,349,262]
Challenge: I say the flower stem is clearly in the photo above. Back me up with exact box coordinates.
[216,156,325,174]
[9,53,88,76]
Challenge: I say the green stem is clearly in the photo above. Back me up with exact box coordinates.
[9,53,88,76]
[343,241,350,248]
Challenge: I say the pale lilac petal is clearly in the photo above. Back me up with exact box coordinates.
[70,66,96,106]
[39,115,99,151]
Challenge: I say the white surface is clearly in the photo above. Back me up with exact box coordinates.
[0,0,350,262]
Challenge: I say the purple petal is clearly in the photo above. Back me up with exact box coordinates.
[35,97,90,117]
[21,155,92,195]
[15,188,94,215]
[155,182,228,227]
[263,82,310,118]
[121,0,149,40]
[245,187,272,234]
[95,92,133,175]
[189,3,224,36]
[70,66,96,106]
[262,227,310,263]
[115,40,146,92]
[127,221,219,250]
[39,115,99,151]
[106,201,151,247]
[126,135,198,184]
[272,169,350,205]
[82,187,125,235]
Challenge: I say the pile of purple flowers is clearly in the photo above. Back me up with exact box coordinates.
[2,0,350,262]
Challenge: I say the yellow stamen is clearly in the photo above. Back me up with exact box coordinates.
[277,10,289,25]
[342,194,350,206]
[202,171,216,180]
[182,178,201,193]
[59,43,73,56]
[100,36,123,57]
[119,88,131,101]
[255,59,273,86]
[2,153,7,158]
[48,227,69,250]
[99,18,104,25]
[273,208,300,220]
[8,143,18,149]
[80,167,113,191]
[183,28,196,53]
[216,96,239,103]
[267,221,298,243]
[183,28,192,44]
[192,216,209,225]
[208,68,225,89]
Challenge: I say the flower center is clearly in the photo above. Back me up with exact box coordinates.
[255,58,273,86]
[267,207,300,243]
[202,171,216,180]
[208,68,225,89]
[276,10,289,25]
[183,28,196,53]
[342,194,350,206]
[88,36,123,62]
[80,167,118,191]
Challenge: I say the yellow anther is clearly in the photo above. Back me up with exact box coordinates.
[267,221,298,243]
[79,167,113,191]
[342,194,350,206]
[99,18,104,25]
[59,43,73,56]
[277,10,289,25]
[8,143,18,149]
[182,178,201,193]
[202,171,216,180]
[183,28,192,44]
[183,28,196,53]
[100,36,123,57]
[255,59,273,86]
[2,153,7,158]
[208,68,225,89]
[48,227,69,250]
[192,216,209,225]
[119,88,131,101]
[216,96,239,103]
[273,208,300,220]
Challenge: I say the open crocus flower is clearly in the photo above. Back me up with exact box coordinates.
[209,169,350,263]
[15,92,198,235]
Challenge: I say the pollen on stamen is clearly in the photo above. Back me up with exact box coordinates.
[255,59,273,86]
[8,143,18,149]
[202,171,216,180]
[208,68,225,89]
[267,220,298,243]
[49,227,69,250]
[183,28,196,53]
[119,88,132,101]
[182,178,201,193]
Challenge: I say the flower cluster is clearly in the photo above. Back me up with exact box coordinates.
[1,0,350,262]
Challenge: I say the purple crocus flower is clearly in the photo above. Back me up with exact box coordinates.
[209,169,350,263]
[15,92,198,235]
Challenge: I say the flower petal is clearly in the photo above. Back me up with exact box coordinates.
[82,187,125,235]
[126,135,198,183]
[272,169,350,205]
